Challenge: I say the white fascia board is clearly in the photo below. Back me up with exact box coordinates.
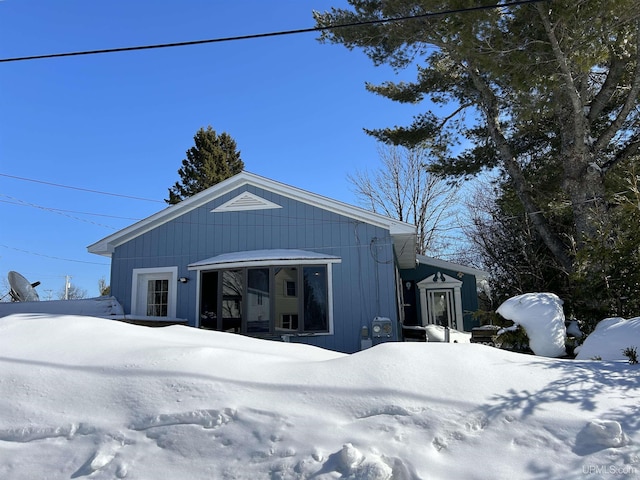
[86,240,113,258]
[87,171,416,256]
[87,174,250,256]
[416,254,488,278]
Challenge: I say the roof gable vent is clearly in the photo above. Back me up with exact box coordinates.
[212,191,282,212]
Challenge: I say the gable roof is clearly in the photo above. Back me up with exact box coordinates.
[416,254,488,278]
[87,171,417,268]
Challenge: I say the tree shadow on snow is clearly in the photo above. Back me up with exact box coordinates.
[476,358,640,479]
[480,358,640,421]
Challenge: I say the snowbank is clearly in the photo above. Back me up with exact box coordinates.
[575,316,640,360]
[496,293,567,357]
[0,313,638,479]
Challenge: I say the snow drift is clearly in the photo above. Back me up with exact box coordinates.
[575,316,640,361]
[0,313,638,479]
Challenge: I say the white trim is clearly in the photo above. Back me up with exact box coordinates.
[416,272,464,330]
[87,172,416,261]
[416,254,488,278]
[131,266,178,319]
[212,191,282,212]
[188,249,342,271]
[326,262,335,335]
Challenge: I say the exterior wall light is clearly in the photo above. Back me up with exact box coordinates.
[178,277,189,283]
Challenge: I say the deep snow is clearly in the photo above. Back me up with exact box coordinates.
[0,313,639,479]
[496,292,567,357]
[575,317,640,361]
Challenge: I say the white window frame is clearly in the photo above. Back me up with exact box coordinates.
[131,267,178,319]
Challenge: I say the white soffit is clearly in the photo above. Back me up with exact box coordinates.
[212,191,282,212]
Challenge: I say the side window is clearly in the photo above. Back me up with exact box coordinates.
[275,267,299,332]
[303,266,328,332]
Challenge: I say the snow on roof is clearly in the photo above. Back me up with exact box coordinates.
[188,249,341,270]
[416,254,488,278]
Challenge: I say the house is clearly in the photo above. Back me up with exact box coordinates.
[88,172,484,353]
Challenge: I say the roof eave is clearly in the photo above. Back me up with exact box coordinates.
[87,172,419,258]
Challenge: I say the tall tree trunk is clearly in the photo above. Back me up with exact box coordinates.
[468,67,575,273]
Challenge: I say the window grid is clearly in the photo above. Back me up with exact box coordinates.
[146,279,169,317]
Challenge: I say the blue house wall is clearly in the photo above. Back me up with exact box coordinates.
[109,184,400,353]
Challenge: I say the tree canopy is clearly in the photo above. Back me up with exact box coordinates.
[315,0,640,320]
[166,126,244,204]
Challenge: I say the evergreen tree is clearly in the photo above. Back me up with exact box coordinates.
[316,1,640,323]
[315,0,639,271]
[166,126,244,204]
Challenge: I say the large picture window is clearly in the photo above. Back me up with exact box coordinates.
[198,264,333,335]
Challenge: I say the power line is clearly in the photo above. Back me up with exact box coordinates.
[0,244,109,266]
[0,0,545,63]
[0,195,142,221]
[0,173,163,203]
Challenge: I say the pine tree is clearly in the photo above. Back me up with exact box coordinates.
[166,126,244,204]
[315,0,640,276]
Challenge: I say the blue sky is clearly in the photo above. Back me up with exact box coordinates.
[0,0,428,298]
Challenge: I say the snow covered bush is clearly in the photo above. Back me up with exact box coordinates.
[575,317,640,360]
[493,324,533,354]
[496,293,567,358]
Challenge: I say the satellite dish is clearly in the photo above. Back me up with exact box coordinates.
[7,271,40,302]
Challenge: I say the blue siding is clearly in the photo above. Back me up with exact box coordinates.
[110,185,401,353]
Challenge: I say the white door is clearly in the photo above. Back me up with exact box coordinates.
[132,267,177,318]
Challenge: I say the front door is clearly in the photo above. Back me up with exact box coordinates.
[416,272,464,331]
[427,289,455,328]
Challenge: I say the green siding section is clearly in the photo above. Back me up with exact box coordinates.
[399,263,481,332]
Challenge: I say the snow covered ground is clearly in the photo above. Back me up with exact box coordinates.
[1,313,639,479]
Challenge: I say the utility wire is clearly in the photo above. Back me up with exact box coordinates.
[0,173,163,203]
[0,0,546,63]
[0,244,109,266]
[0,195,142,221]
